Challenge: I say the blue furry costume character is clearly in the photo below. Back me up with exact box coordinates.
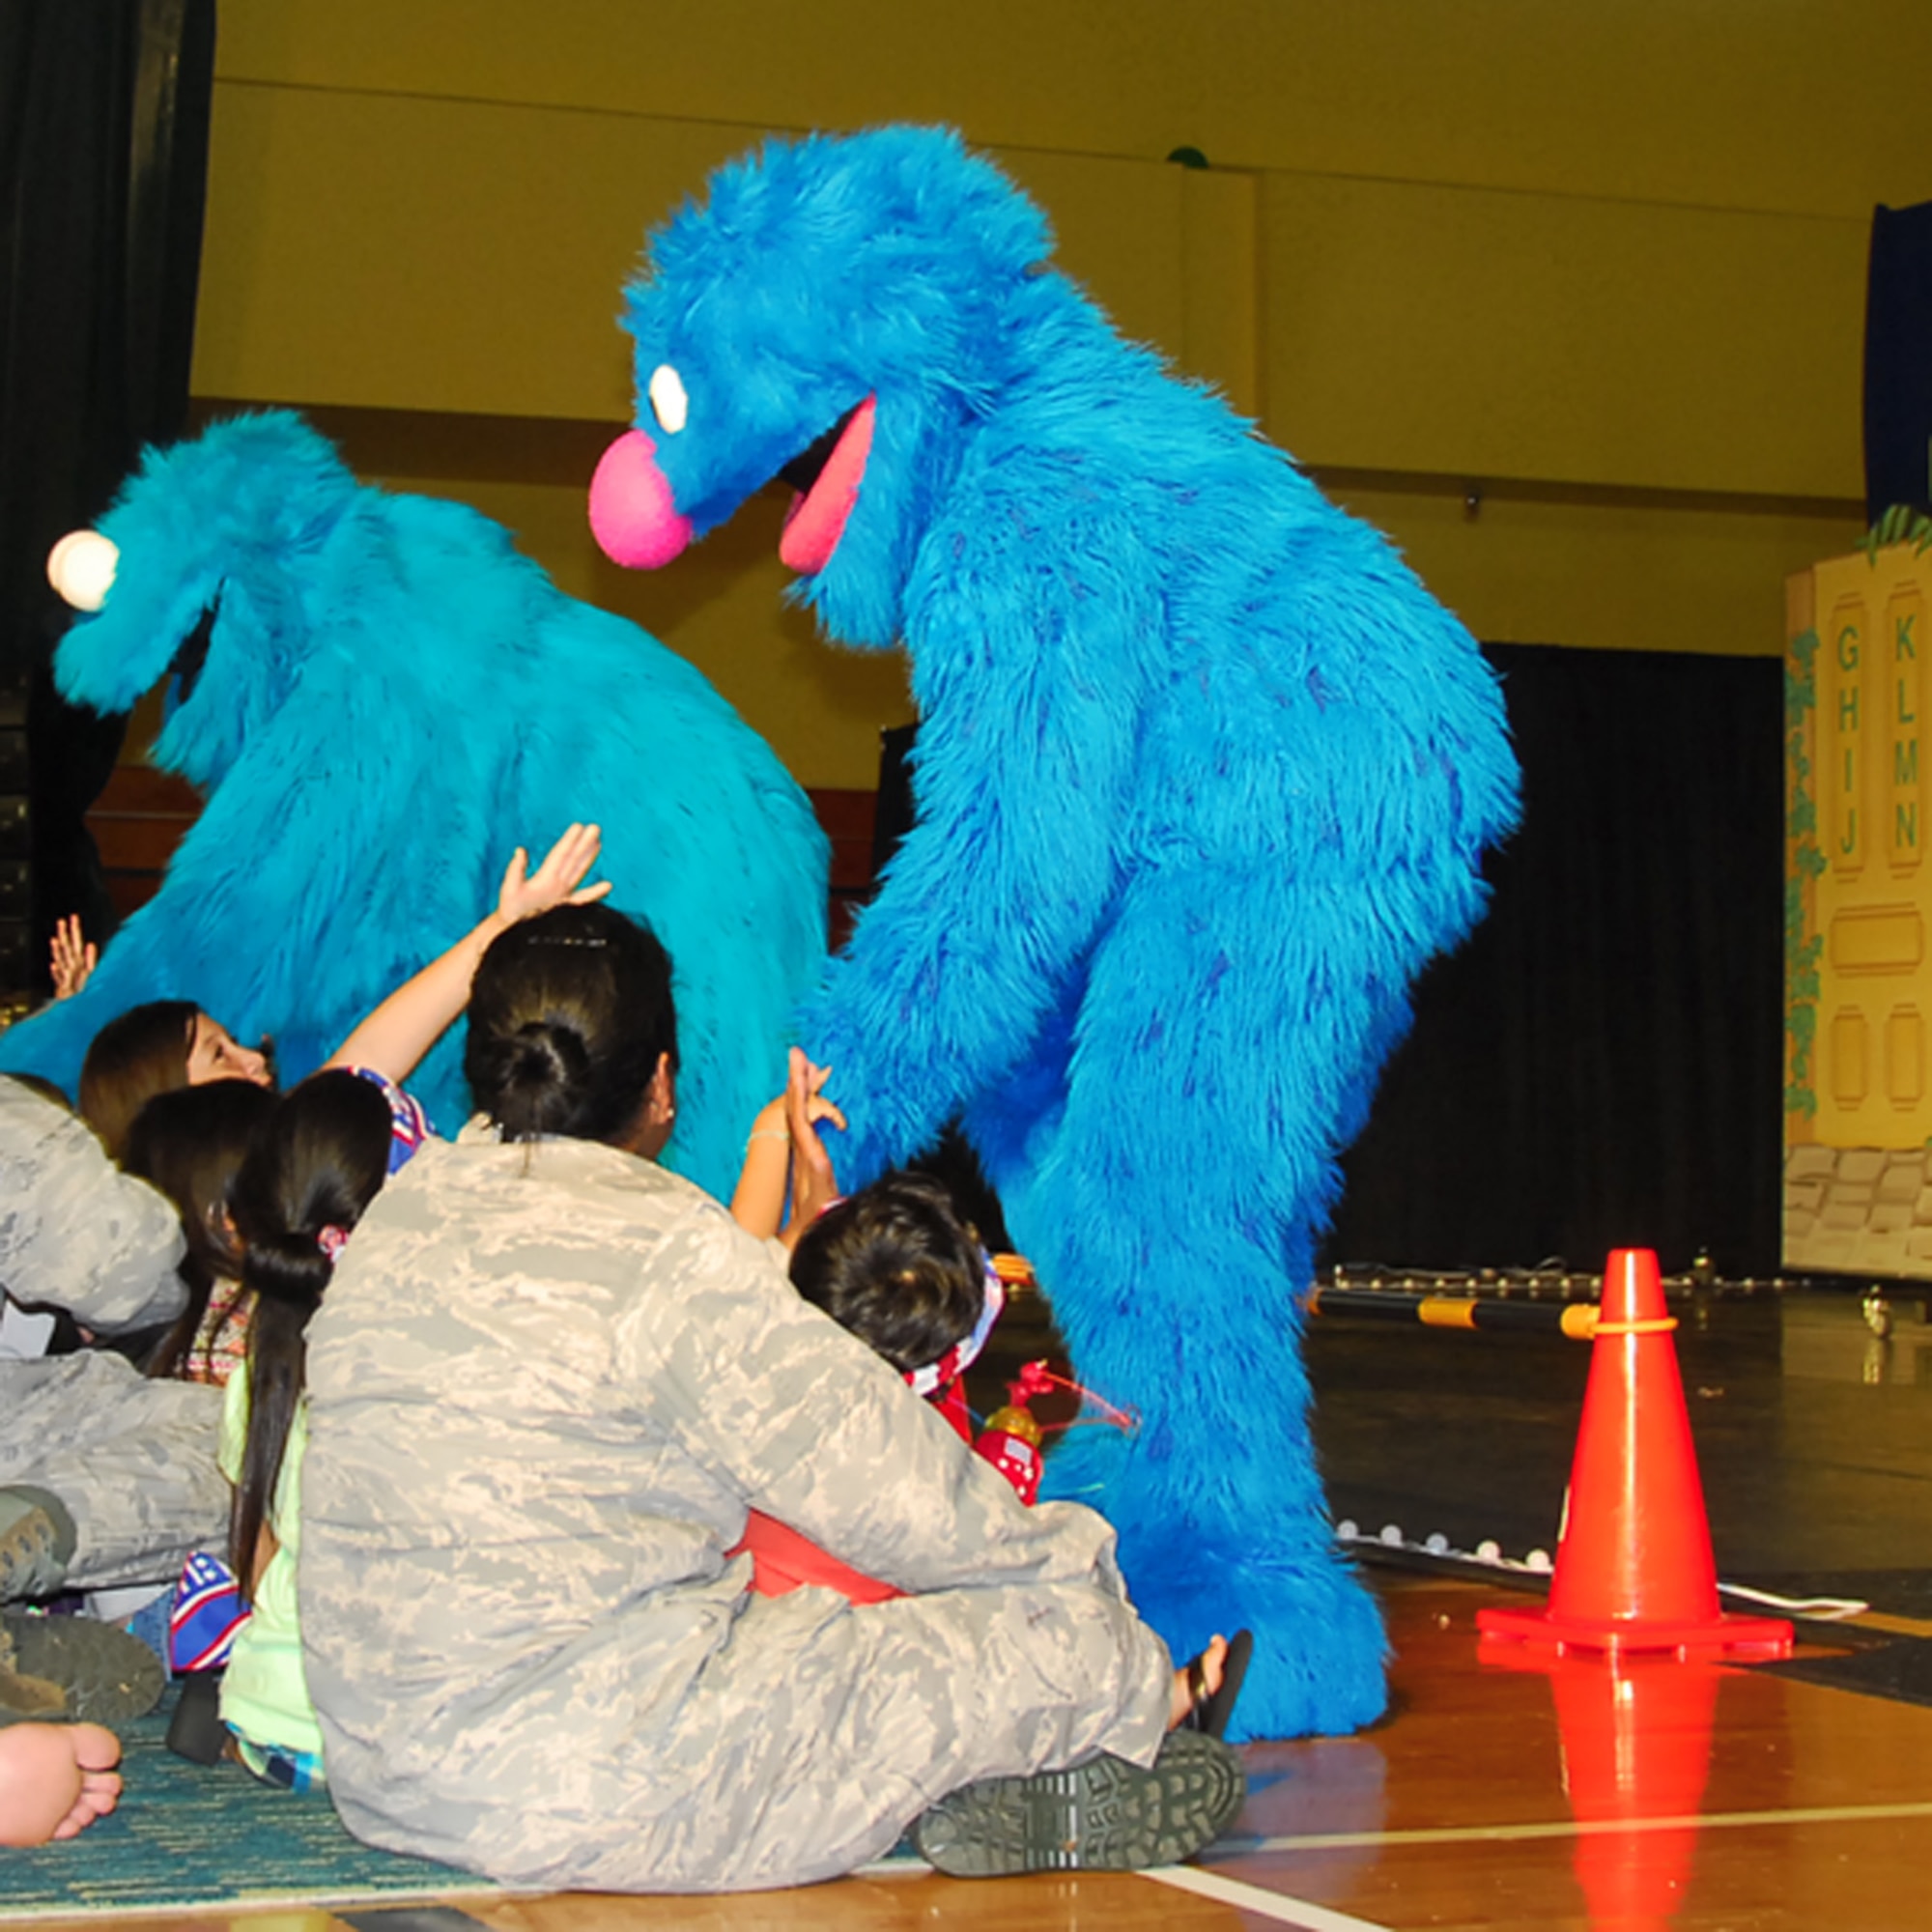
[0,412,827,1197]
[589,128,1520,1740]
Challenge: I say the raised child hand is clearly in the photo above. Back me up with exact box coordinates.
[496,823,611,925]
[49,915,97,1001]
[784,1047,843,1231]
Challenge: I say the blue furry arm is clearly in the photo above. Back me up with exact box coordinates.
[798,507,1157,1182]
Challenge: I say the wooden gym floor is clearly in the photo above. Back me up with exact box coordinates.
[26,1284,1932,1931]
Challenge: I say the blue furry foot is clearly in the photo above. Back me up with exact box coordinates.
[1042,1430,1388,1743]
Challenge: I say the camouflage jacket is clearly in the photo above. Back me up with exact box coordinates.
[299,1133,1131,1828]
[0,1077,185,1334]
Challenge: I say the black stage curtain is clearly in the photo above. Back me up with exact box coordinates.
[1327,642,1785,1281]
[880,641,1785,1280]
[0,0,215,993]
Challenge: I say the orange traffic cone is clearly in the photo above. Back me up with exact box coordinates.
[1477,1248,1793,1659]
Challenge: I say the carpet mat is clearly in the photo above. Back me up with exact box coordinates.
[0,1685,497,1921]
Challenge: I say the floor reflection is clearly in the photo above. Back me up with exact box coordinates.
[1485,1649,1723,1929]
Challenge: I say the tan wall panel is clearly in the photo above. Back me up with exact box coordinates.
[195,87,1208,421]
[1261,174,1866,497]
[194,86,746,418]
[1179,167,1260,419]
[430,477,915,795]
[214,1,1932,222]
[1323,480,1860,660]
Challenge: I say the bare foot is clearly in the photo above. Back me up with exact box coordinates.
[1168,1633,1228,1730]
[0,1722,123,1846]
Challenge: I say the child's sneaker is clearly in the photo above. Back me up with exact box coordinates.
[911,1729,1245,1876]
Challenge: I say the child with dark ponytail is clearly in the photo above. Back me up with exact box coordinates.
[215,1071,400,1785]
[212,827,608,1788]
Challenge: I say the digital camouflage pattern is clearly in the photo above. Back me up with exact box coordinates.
[0,1077,184,1334]
[300,1132,1173,1892]
[0,1081,223,1595]
[0,1352,224,1592]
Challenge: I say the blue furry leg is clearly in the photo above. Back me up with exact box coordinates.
[1041,1423,1386,1743]
[1004,1186,1390,1740]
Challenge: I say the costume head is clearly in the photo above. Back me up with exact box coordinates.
[592,126,1090,649]
[47,415,377,791]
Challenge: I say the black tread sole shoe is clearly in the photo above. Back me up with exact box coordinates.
[912,1729,1245,1877]
[0,1611,165,1727]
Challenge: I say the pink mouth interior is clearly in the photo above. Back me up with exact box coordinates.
[779,396,876,575]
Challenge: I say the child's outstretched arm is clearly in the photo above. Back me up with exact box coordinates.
[728,1049,843,1243]
[727,1094,795,1240]
[323,823,610,1086]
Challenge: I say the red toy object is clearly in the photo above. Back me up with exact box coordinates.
[975,1404,1043,1505]
[732,1510,905,1604]
[1477,1247,1793,1660]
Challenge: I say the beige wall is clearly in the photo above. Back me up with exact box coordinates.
[184,1,1932,785]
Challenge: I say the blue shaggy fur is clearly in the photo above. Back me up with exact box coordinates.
[0,412,828,1195]
[608,128,1520,1739]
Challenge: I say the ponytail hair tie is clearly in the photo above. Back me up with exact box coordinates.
[316,1225,350,1263]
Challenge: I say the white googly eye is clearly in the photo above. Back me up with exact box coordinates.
[47,530,119,611]
[648,364,689,436]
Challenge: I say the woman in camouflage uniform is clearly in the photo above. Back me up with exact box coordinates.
[298,904,1240,1892]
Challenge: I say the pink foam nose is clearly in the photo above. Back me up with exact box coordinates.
[589,429,694,569]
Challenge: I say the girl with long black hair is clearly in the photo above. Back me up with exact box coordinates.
[212,826,607,1786]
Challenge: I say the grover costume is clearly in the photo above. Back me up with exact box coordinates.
[1,412,826,1197]
[589,127,1520,1738]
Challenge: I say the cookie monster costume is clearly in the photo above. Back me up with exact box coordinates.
[587,128,1520,1739]
[0,412,827,1197]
